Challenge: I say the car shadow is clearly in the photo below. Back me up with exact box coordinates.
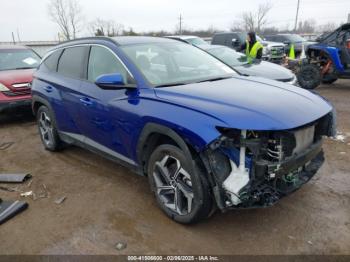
[0,106,35,126]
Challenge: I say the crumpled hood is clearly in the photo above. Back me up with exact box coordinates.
[234,61,295,81]
[154,76,332,130]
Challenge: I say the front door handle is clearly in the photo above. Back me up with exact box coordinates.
[79,97,93,106]
[43,86,53,93]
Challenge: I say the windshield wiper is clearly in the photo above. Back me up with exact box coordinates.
[155,82,187,88]
[196,76,233,83]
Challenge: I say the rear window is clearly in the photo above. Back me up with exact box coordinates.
[57,46,87,79]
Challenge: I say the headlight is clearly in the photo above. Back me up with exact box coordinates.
[0,83,9,92]
[263,47,271,55]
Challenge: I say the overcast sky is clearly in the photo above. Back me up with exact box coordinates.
[0,0,349,41]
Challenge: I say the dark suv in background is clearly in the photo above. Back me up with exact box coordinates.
[212,32,285,63]
[264,34,315,58]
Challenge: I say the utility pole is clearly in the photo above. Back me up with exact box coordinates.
[16,28,21,43]
[179,14,183,35]
[348,13,350,23]
[294,0,301,32]
[11,32,16,44]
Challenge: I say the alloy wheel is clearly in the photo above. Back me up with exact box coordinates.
[39,111,54,147]
[153,155,194,215]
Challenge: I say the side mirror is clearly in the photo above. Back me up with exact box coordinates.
[95,73,136,90]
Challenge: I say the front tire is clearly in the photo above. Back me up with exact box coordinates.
[147,144,212,224]
[37,105,62,151]
[296,64,321,89]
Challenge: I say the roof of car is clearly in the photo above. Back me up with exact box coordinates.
[52,36,178,50]
[0,44,30,50]
[339,23,350,30]
[112,36,176,45]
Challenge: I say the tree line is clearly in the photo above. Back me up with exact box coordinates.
[48,0,343,41]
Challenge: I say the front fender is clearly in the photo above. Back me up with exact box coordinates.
[129,97,227,161]
[308,44,344,72]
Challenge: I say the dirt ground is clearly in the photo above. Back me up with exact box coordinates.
[0,80,349,255]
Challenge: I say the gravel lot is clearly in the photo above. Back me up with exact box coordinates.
[0,81,349,255]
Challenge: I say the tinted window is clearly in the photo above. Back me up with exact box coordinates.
[88,46,130,83]
[212,34,226,45]
[41,50,62,72]
[285,34,306,42]
[274,36,284,42]
[58,46,87,79]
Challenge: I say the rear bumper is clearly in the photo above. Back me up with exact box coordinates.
[0,98,32,112]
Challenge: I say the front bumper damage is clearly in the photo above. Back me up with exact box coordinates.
[200,112,334,211]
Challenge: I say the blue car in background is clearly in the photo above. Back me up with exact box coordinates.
[32,37,335,223]
[306,23,350,85]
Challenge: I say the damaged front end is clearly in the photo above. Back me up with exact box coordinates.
[200,112,334,210]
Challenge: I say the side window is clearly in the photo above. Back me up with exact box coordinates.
[269,36,276,42]
[88,46,130,83]
[41,50,62,72]
[212,35,225,45]
[57,46,87,79]
[337,30,347,45]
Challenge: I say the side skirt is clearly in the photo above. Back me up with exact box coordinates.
[58,132,143,175]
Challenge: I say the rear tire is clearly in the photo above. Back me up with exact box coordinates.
[37,105,62,151]
[147,144,212,224]
[296,64,321,89]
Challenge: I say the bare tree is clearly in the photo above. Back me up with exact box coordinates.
[241,12,256,32]
[318,22,337,33]
[89,19,124,36]
[256,2,273,32]
[297,19,317,34]
[239,1,272,33]
[48,0,83,40]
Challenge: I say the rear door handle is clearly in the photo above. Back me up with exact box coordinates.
[43,86,53,93]
[79,97,93,106]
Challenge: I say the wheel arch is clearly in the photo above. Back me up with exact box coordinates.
[136,123,199,176]
[32,95,52,116]
[31,95,60,130]
[307,45,344,72]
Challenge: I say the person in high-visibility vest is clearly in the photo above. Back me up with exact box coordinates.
[240,32,264,63]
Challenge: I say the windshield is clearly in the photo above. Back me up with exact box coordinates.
[186,37,208,46]
[121,42,235,87]
[206,47,248,67]
[0,49,41,71]
[285,34,306,42]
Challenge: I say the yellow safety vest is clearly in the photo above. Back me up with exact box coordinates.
[246,41,264,63]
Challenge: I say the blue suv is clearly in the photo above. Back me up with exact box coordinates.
[32,37,335,223]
